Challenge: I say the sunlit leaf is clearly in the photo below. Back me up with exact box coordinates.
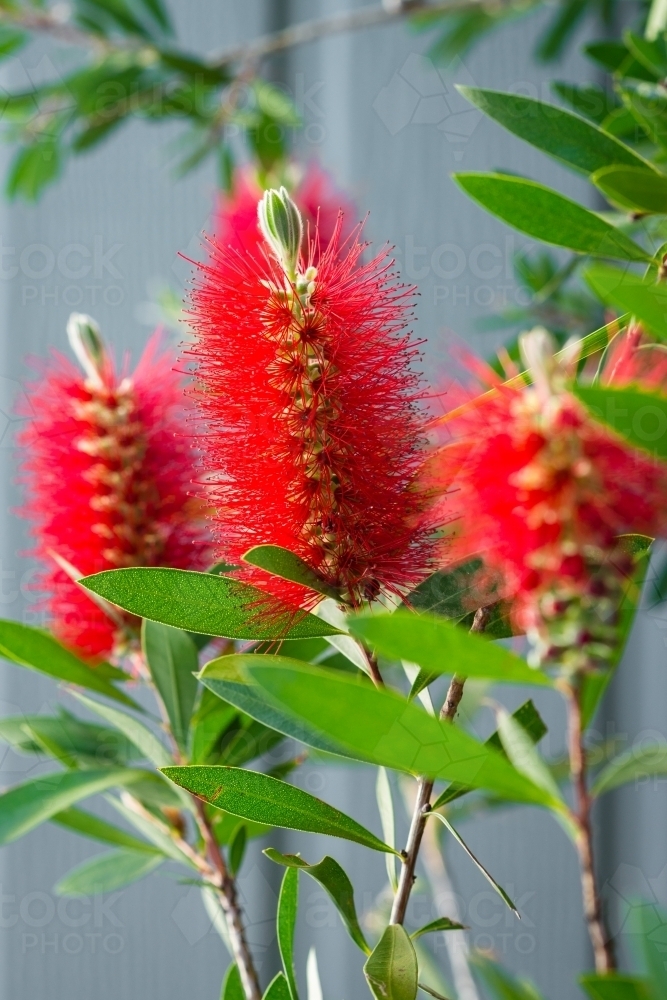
[364,925,418,1000]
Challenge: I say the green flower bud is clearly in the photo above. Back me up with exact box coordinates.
[66,312,107,387]
[257,186,303,279]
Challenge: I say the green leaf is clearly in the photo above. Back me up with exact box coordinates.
[68,690,172,768]
[161,765,396,853]
[243,545,339,600]
[277,866,299,1000]
[625,31,667,77]
[552,81,617,125]
[348,611,550,686]
[228,824,247,876]
[51,806,161,853]
[647,0,667,42]
[6,137,63,202]
[364,925,418,1000]
[0,768,146,845]
[191,691,238,764]
[585,265,667,339]
[265,848,370,954]
[536,0,587,61]
[222,964,245,1000]
[198,656,348,756]
[453,173,651,262]
[471,953,546,999]
[0,27,26,59]
[55,849,164,897]
[264,973,292,1000]
[495,708,565,810]
[376,767,398,891]
[430,812,519,914]
[80,568,341,640]
[432,699,547,809]
[142,620,199,749]
[591,166,667,214]
[592,743,667,796]
[580,975,655,1000]
[411,917,467,939]
[621,83,667,149]
[0,710,139,766]
[105,794,194,864]
[573,385,667,460]
[458,87,653,176]
[244,658,556,806]
[0,619,136,708]
[630,903,667,998]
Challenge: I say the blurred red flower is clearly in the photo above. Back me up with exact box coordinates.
[18,320,211,659]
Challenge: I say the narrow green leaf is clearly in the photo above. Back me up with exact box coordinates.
[592,744,667,797]
[243,545,339,600]
[278,867,299,1000]
[265,848,370,954]
[405,559,515,639]
[574,385,667,460]
[621,83,667,149]
[0,768,146,845]
[458,86,654,176]
[453,173,651,262]
[349,611,550,686]
[55,849,163,897]
[0,619,136,707]
[51,806,161,853]
[647,0,667,41]
[625,30,667,77]
[432,700,548,809]
[592,165,667,214]
[105,794,194,864]
[6,138,62,202]
[496,709,565,812]
[222,964,245,1000]
[264,973,292,1000]
[471,953,546,999]
[228,824,247,876]
[580,974,654,1000]
[313,598,371,674]
[364,925,418,1000]
[161,765,396,853]
[376,767,398,891]
[431,812,518,913]
[142,620,199,749]
[585,265,667,339]
[411,917,467,939]
[81,568,341,640]
[198,656,348,756]
[552,81,617,125]
[244,658,555,806]
[68,690,172,769]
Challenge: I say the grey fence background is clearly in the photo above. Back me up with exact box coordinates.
[0,2,663,999]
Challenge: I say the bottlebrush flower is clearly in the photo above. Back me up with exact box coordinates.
[18,314,211,659]
[185,187,433,608]
[601,322,667,391]
[213,161,355,265]
[428,328,667,671]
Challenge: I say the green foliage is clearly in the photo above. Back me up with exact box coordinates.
[472,953,546,999]
[265,848,370,954]
[55,848,164,897]
[592,166,667,214]
[430,812,519,913]
[80,567,341,640]
[277,866,299,1000]
[243,657,555,805]
[364,925,418,1000]
[592,744,667,797]
[162,765,396,853]
[242,545,339,600]
[629,903,667,998]
[585,265,667,339]
[0,619,135,707]
[579,975,655,1000]
[222,965,245,1000]
[264,973,292,1000]
[0,708,139,766]
[52,806,161,852]
[68,690,172,768]
[0,768,147,845]
[453,174,650,262]
[573,385,667,460]
[348,610,551,686]
[141,620,199,749]
[410,917,467,939]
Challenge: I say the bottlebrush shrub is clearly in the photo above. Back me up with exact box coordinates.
[428,327,667,670]
[214,161,355,265]
[18,314,211,658]
[186,187,434,607]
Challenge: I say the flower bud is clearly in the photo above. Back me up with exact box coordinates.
[67,312,107,388]
[257,186,303,279]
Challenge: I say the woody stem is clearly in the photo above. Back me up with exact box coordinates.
[389,606,490,925]
[565,679,616,973]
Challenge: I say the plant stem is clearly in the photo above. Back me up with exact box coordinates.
[565,680,616,974]
[390,606,490,924]
[194,799,263,1000]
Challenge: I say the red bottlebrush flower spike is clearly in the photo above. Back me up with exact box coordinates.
[428,328,667,671]
[213,162,355,265]
[18,314,211,659]
[186,187,433,608]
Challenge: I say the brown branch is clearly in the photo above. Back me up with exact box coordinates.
[194,798,263,1000]
[390,605,490,925]
[565,681,616,974]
